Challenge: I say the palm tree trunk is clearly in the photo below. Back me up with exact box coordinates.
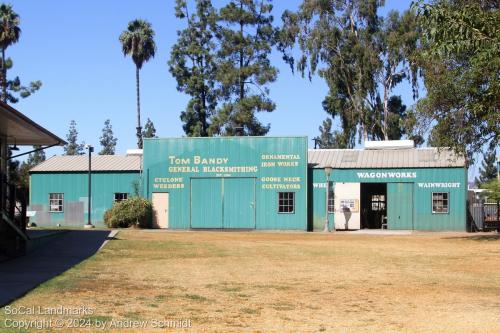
[136,66,142,149]
[1,48,6,103]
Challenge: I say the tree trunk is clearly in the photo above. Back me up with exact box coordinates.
[201,89,208,136]
[236,1,244,135]
[136,67,142,149]
[1,48,6,103]
[383,80,389,140]
[239,1,244,102]
[382,71,393,141]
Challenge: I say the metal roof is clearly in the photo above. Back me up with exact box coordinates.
[308,148,465,168]
[30,155,141,172]
[0,101,66,146]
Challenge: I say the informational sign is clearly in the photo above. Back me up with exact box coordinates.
[153,152,304,190]
[339,199,359,213]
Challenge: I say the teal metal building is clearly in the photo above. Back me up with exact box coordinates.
[308,148,467,231]
[29,137,467,231]
[143,137,308,230]
[29,155,141,227]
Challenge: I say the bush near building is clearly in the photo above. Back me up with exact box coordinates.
[104,197,152,228]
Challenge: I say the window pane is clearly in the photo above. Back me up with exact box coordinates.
[49,193,63,212]
[278,192,295,213]
[114,193,128,202]
[432,192,449,213]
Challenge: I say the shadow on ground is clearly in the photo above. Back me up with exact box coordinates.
[0,230,111,307]
[443,234,500,241]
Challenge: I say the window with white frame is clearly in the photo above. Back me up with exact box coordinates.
[114,193,128,202]
[327,182,334,213]
[432,192,449,213]
[49,193,64,212]
[278,192,295,213]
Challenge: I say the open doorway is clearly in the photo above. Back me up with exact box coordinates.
[360,183,387,229]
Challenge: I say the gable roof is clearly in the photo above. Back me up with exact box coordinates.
[30,155,141,172]
[308,148,465,168]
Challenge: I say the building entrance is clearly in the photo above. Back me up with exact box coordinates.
[360,183,387,229]
[190,177,256,229]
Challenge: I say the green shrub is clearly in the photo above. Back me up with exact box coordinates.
[104,197,153,229]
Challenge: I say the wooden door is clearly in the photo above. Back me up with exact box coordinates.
[152,192,169,229]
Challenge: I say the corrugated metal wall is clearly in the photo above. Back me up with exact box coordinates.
[143,137,308,230]
[310,167,467,231]
[30,172,140,227]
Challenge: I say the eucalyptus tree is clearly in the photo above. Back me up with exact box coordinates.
[212,0,278,136]
[280,0,382,147]
[169,0,219,137]
[315,118,345,149]
[378,9,419,140]
[413,0,499,163]
[119,19,156,148]
[280,1,422,147]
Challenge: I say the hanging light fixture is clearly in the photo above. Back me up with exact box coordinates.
[10,137,20,151]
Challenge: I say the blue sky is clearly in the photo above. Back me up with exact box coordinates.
[7,0,481,178]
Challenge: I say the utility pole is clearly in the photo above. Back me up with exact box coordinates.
[323,166,333,232]
[84,144,95,229]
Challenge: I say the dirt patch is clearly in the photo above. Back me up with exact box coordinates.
[1,231,499,332]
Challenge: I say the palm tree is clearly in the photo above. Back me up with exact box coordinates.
[119,19,156,149]
[0,4,20,103]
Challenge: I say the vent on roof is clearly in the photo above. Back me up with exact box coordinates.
[126,149,143,156]
[341,151,359,163]
[364,140,414,150]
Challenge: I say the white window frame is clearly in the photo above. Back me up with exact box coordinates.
[49,193,64,212]
[278,192,295,214]
[432,192,449,214]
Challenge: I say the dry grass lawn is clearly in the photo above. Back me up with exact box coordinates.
[1,231,500,332]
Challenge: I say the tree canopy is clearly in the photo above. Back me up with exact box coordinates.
[99,119,118,155]
[19,146,46,189]
[64,120,85,156]
[475,146,498,186]
[142,118,157,139]
[413,0,499,163]
[170,0,278,136]
[169,0,218,137]
[279,1,418,148]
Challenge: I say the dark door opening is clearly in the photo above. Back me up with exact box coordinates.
[361,183,387,229]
